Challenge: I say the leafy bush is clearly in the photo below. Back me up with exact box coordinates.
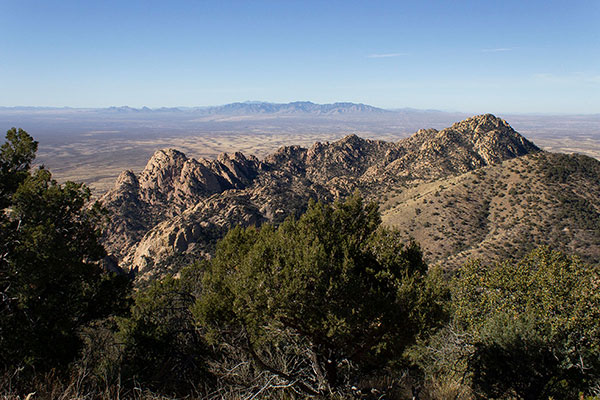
[447,247,600,399]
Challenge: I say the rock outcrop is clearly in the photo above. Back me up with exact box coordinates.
[100,114,540,281]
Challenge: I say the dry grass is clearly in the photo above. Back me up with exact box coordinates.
[0,368,181,400]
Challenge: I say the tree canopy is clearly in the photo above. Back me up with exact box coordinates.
[0,127,38,209]
[193,193,447,396]
[0,128,130,372]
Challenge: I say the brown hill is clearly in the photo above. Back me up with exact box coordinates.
[381,152,600,269]
[100,114,557,282]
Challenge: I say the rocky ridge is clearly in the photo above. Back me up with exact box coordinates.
[100,114,540,281]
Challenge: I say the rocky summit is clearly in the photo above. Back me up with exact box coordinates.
[101,114,542,281]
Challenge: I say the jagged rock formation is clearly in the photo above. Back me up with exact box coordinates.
[100,114,541,281]
[100,149,265,260]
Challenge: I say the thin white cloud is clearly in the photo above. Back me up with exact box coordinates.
[367,52,408,58]
[481,48,513,52]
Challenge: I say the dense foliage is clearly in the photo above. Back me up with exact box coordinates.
[118,272,209,394]
[194,193,447,396]
[0,128,130,373]
[413,247,600,400]
[458,248,600,399]
[0,127,38,209]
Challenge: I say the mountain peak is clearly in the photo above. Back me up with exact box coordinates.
[338,133,364,145]
[451,113,510,132]
[144,148,187,169]
[115,170,139,189]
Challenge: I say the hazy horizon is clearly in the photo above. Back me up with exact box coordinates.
[1,101,599,117]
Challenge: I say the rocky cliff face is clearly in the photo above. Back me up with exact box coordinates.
[100,114,540,281]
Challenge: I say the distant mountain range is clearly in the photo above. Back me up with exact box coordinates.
[204,101,389,115]
[102,101,390,115]
[1,102,397,115]
[2,103,598,117]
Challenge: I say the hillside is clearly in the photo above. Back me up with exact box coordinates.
[5,117,600,400]
[381,152,600,269]
[97,114,600,281]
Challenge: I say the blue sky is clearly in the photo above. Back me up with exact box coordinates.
[1,0,598,113]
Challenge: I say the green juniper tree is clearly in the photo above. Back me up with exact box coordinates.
[194,193,447,397]
[0,128,130,373]
[455,248,600,399]
[0,127,38,209]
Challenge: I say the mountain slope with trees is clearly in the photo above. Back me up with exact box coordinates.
[381,151,600,269]
[1,127,599,399]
